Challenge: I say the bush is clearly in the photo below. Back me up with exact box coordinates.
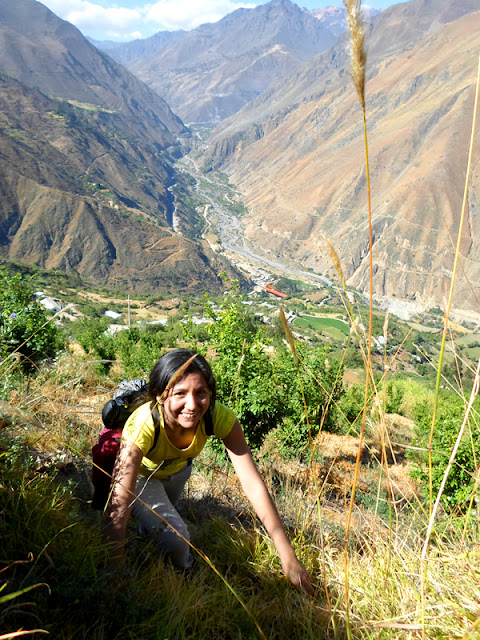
[72,317,115,374]
[408,393,480,509]
[206,294,283,448]
[113,325,165,379]
[0,269,61,371]
[205,289,344,452]
[336,383,368,434]
[384,380,404,414]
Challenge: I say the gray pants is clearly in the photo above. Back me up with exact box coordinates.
[132,461,193,570]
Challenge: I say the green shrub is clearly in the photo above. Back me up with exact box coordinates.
[336,383,368,434]
[408,393,480,509]
[273,345,344,458]
[113,325,165,379]
[384,380,404,414]
[0,269,61,371]
[72,317,115,374]
[206,295,283,448]
[205,289,344,452]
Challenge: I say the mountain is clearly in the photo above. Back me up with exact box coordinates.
[0,0,240,295]
[128,0,337,124]
[207,0,480,149]
[201,0,480,313]
[89,30,187,67]
[310,5,380,37]
[0,0,185,142]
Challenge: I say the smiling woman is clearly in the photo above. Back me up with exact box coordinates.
[104,348,314,594]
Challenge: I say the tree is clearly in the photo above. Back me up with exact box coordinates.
[206,293,283,448]
[113,325,165,379]
[73,317,115,374]
[205,287,344,452]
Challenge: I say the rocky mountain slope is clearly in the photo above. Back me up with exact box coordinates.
[0,0,184,140]
[203,0,480,313]
[128,0,337,124]
[89,30,187,67]
[0,0,239,295]
[310,5,380,37]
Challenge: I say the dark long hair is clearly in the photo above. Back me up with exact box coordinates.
[148,349,216,408]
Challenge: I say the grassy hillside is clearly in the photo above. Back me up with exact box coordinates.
[1,264,479,638]
[2,1,480,636]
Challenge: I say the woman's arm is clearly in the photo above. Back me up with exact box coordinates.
[222,420,314,595]
[104,438,143,559]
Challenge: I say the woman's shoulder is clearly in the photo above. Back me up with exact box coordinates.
[129,400,154,422]
[210,401,236,438]
[122,401,158,452]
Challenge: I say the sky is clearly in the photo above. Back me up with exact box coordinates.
[38,0,399,42]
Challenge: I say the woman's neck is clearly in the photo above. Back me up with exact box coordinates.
[162,413,198,450]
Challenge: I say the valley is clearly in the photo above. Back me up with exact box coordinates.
[2,3,480,637]
[1,0,480,320]
[179,151,333,289]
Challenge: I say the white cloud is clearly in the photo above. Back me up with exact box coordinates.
[145,0,256,31]
[40,0,257,40]
[41,0,142,39]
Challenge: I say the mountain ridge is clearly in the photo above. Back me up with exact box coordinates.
[0,0,244,295]
[127,0,337,124]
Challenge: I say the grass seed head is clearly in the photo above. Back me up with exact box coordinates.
[324,236,347,290]
[343,0,367,110]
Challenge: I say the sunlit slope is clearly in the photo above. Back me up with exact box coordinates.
[129,0,336,123]
[0,0,241,295]
[208,7,480,312]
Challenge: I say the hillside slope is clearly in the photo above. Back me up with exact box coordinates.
[0,0,241,294]
[204,0,480,313]
[0,74,232,294]
[0,0,184,140]
[89,30,187,67]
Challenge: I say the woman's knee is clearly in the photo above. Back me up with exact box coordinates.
[151,521,192,569]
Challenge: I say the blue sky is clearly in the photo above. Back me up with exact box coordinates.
[39,0,400,41]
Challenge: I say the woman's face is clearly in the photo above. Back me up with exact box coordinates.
[158,371,211,431]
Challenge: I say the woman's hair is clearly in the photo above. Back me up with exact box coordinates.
[148,349,216,407]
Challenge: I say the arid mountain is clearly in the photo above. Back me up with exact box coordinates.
[0,0,240,295]
[208,0,480,147]
[128,0,336,124]
[203,0,480,313]
[89,30,187,67]
[0,0,184,141]
[310,5,380,37]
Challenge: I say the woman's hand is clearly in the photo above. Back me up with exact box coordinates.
[281,554,314,596]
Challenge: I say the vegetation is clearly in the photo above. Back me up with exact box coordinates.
[1,1,480,636]
[0,251,479,638]
[0,268,61,372]
[202,289,343,451]
[409,392,480,508]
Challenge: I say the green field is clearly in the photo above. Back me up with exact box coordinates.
[295,314,350,336]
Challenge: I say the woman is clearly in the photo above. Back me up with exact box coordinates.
[105,349,313,594]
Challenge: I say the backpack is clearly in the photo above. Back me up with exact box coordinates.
[91,378,152,510]
[91,378,214,510]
